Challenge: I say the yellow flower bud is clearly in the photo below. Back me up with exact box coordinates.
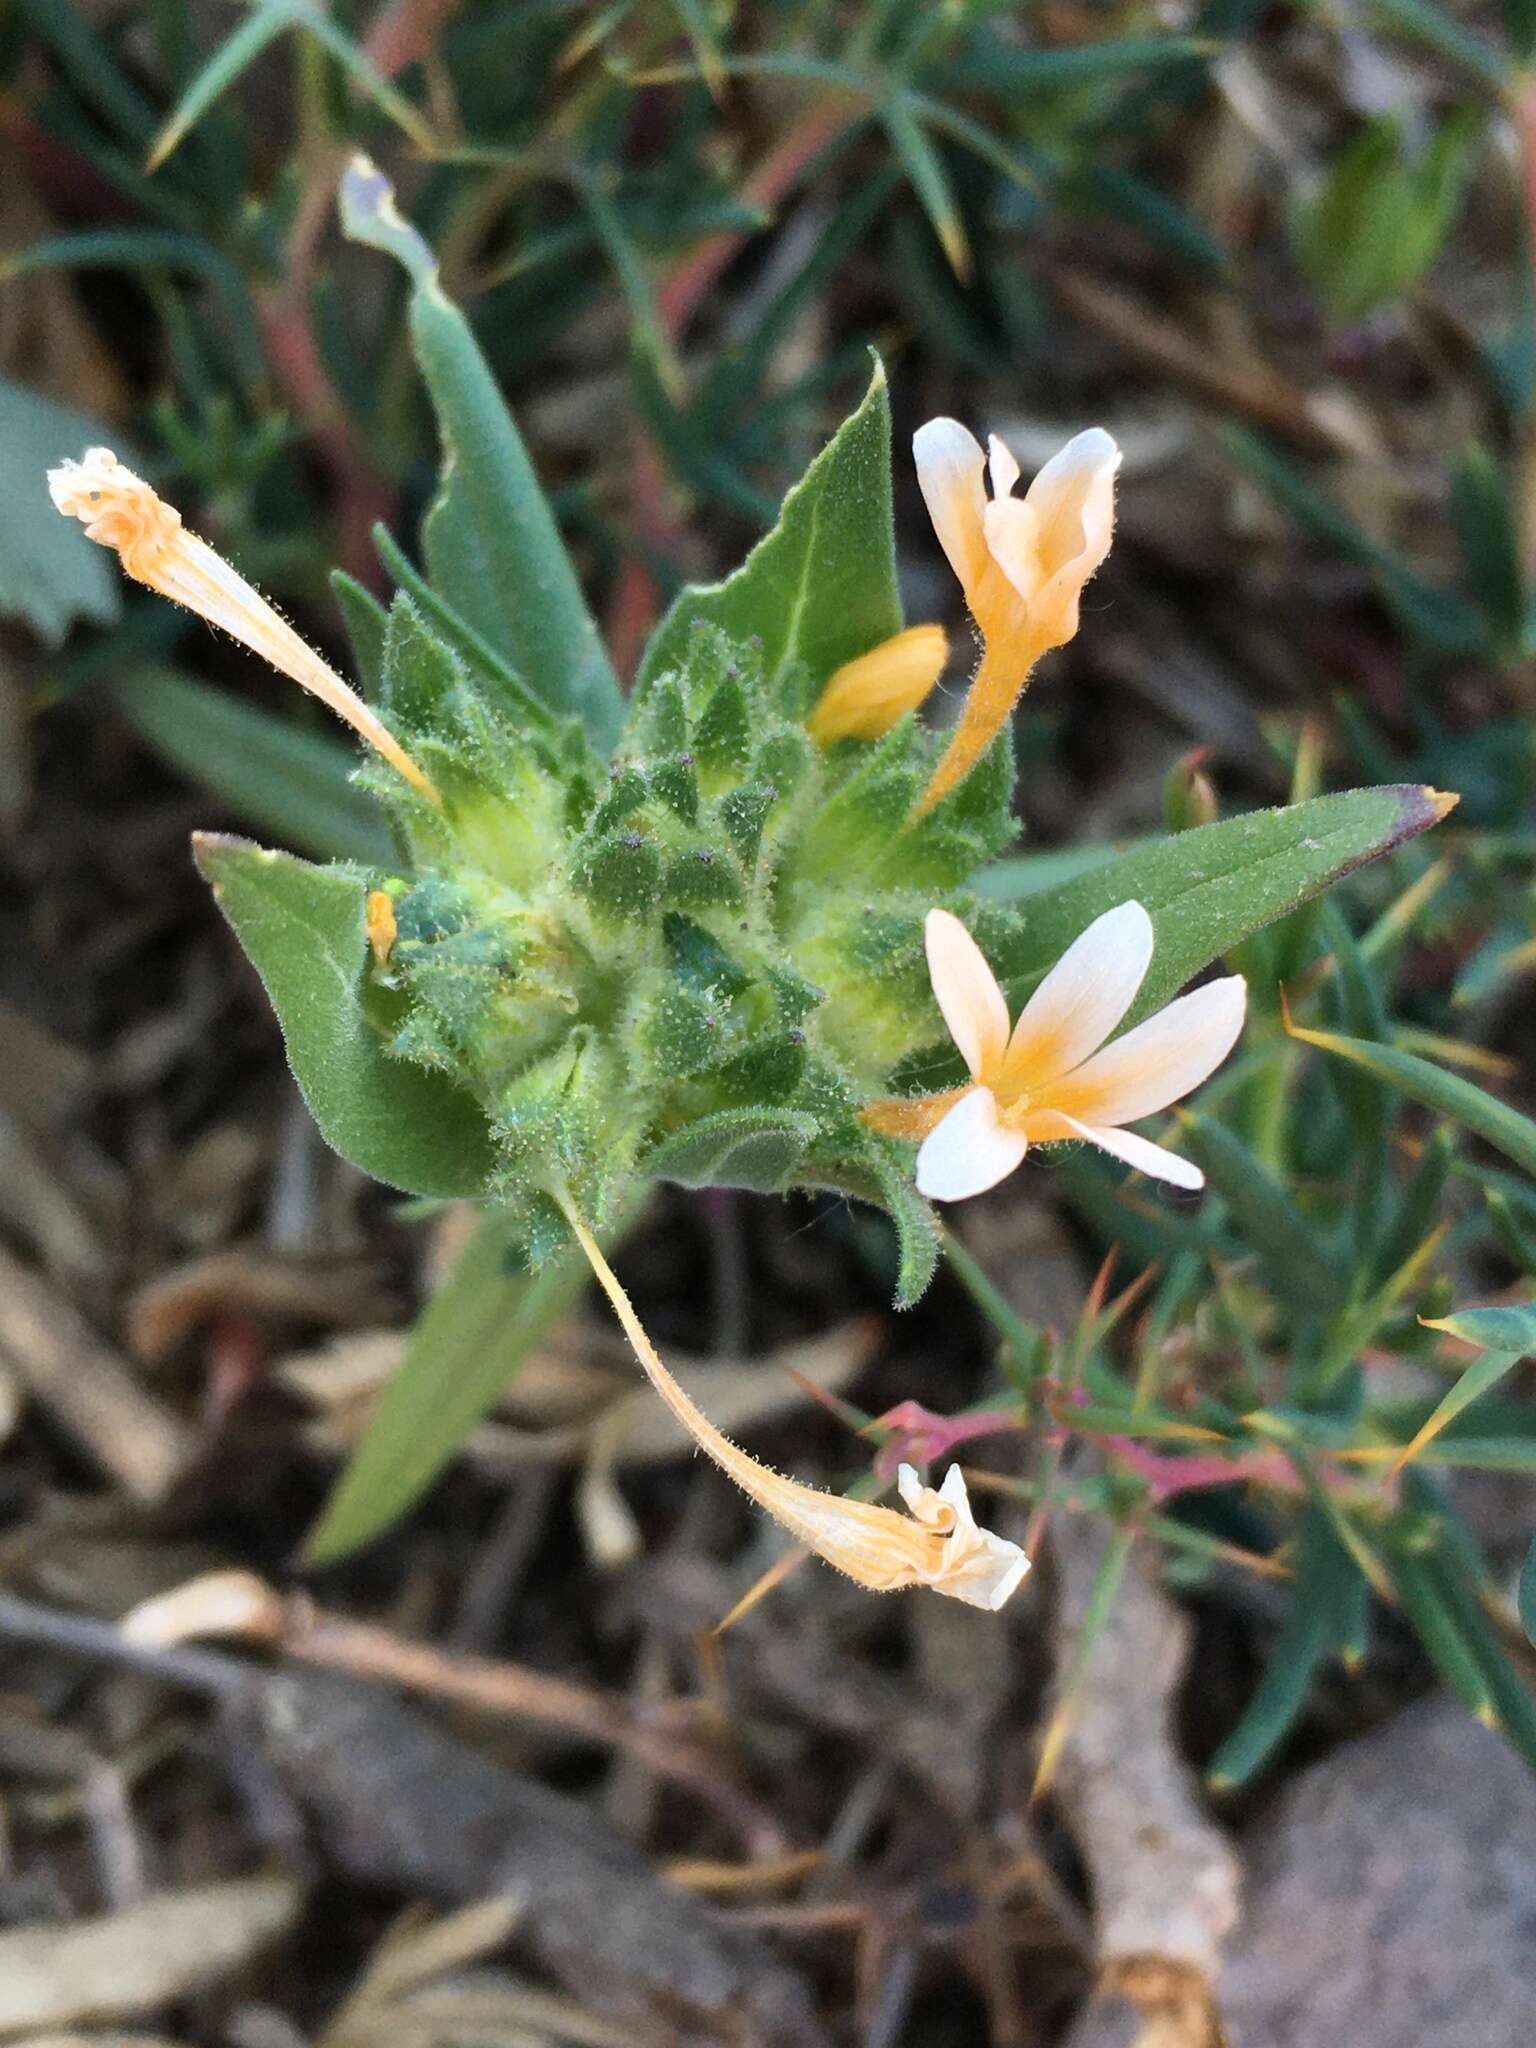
[807,624,948,744]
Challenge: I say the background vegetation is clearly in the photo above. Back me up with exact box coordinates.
[1,4,1534,2044]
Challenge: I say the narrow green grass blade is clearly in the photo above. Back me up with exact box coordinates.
[114,666,394,864]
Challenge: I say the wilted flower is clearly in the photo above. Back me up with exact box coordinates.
[558,1197,1030,1610]
[913,422,1119,815]
[807,623,949,744]
[48,448,438,802]
[865,901,1246,1200]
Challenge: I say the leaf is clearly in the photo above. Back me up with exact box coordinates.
[1293,112,1475,324]
[194,834,495,1197]
[4,232,265,382]
[1388,1301,1536,1477]
[991,786,1455,1025]
[1451,440,1525,649]
[1520,1536,1536,1648]
[330,571,388,699]
[1179,1112,1347,1312]
[1422,1303,1536,1353]
[1283,1015,1536,1179]
[636,361,904,698]
[304,1204,624,1561]
[644,1108,820,1192]
[948,30,1211,94]
[1207,1512,1345,1788]
[882,94,970,279]
[147,0,436,172]
[114,666,394,864]
[340,158,623,752]
[0,377,122,644]
[1386,1543,1499,1722]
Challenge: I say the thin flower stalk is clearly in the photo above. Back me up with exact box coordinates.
[48,448,438,803]
[864,901,1246,1200]
[556,1192,1030,1610]
[912,422,1119,817]
[807,623,948,744]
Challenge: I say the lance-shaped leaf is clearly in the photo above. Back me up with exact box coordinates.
[340,157,623,753]
[305,1203,633,1562]
[1284,1012,1536,1180]
[117,667,394,865]
[988,785,1456,1025]
[1386,1302,1536,1477]
[1207,1512,1353,1790]
[195,835,495,1198]
[636,360,904,700]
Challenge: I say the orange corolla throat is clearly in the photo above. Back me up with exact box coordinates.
[48,448,439,806]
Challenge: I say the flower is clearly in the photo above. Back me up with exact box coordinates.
[48,448,438,803]
[557,1195,1030,1610]
[912,421,1119,816]
[807,624,949,744]
[865,901,1246,1201]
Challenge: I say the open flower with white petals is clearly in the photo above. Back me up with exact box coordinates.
[865,902,1246,1201]
[913,421,1119,816]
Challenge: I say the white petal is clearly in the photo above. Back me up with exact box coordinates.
[1003,900,1153,1088]
[1053,1114,1205,1191]
[896,1462,1030,1611]
[916,1088,1029,1202]
[987,432,1020,500]
[981,495,1042,606]
[1023,427,1121,550]
[1047,976,1248,1128]
[1026,429,1121,642]
[924,908,1009,1079]
[914,418,989,597]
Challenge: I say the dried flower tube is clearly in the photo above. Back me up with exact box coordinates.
[557,1194,1029,1611]
[48,448,438,802]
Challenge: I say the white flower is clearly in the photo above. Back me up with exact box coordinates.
[876,901,1245,1200]
[912,421,1120,814]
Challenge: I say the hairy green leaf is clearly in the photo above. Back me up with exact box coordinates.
[195,834,495,1197]
[991,786,1454,1023]
[637,361,903,698]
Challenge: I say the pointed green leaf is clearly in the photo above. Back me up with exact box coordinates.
[115,667,393,865]
[989,786,1454,1024]
[1207,1512,1346,1788]
[304,1204,625,1562]
[636,361,903,698]
[1286,1019,1536,1179]
[195,834,494,1197]
[341,158,623,751]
